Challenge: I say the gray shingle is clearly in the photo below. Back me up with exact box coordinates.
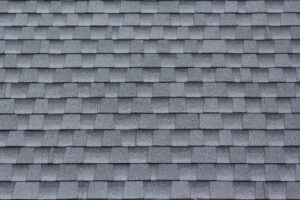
[203,40,226,53]
[110,147,129,163]
[176,114,199,129]
[124,181,144,199]
[88,182,107,199]
[13,182,39,199]
[148,147,171,163]
[285,114,300,129]
[250,165,265,181]
[243,114,266,129]
[38,182,59,199]
[58,182,78,199]
[200,114,223,129]
[287,182,300,199]
[210,181,234,199]
[197,164,215,180]
[62,114,80,129]
[265,182,286,199]
[171,181,190,199]
[0,115,17,129]
[0,99,14,113]
[107,182,124,199]
[0,164,12,181]
[192,147,216,163]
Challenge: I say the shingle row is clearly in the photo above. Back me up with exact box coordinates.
[0,97,299,114]
[1,0,299,14]
[1,83,299,98]
[1,129,300,147]
[0,163,299,181]
[1,68,300,83]
[1,181,299,200]
[2,26,299,40]
[0,146,299,164]
[2,39,300,54]
[1,53,299,68]
[1,113,300,130]
[1,13,300,26]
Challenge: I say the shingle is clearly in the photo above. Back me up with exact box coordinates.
[234,182,256,199]
[172,147,191,163]
[203,83,227,97]
[58,182,78,199]
[11,165,27,181]
[176,114,199,129]
[148,147,171,163]
[0,182,13,199]
[197,164,215,180]
[0,164,12,181]
[230,147,246,163]
[190,182,209,199]
[243,114,265,129]
[210,182,234,199]
[0,115,17,129]
[265,147,284,163]
[171,181,190,199]
[114,114,138,129]
[0,99,14,113]
[192,147,216,163]
[144,181,171,199]
[64,147,83,163]
[196,1,212,12]
[5,40,22,54]
[203,40,226,53]
[123,181,143,199]
[250,164,264,181]
[170,83,185,97]
[13,182,39,199]
[38,182,59,199]
[287,182,300,199]
[265,182,286,199]
[234,164,249,181]
[29,115,44,130]
[246,147,265,163]
[156,164,178,180]
[110,147,129,163]
[58,164,77,181]
[128,147,148,163]
[216,164,233,180]
[285,114,300,129]
[94,164,114,180]
[94,114,114,129]
[249,130,266,146]
[128,164,150,180]
[107,182,124,199]
[200,114,223,129]
[61,114,80,129]
[285,130,300,146]
[87,182,107,199]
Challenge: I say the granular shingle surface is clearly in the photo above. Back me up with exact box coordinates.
[0,0,300,199]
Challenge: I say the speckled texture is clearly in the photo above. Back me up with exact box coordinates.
[0,0,300,199]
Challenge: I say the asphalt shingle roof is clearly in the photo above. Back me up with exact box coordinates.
[0,0,300,199]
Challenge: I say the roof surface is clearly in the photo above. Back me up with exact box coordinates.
[0,0,300,199]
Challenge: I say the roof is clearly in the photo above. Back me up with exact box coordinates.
[0,0,300,199]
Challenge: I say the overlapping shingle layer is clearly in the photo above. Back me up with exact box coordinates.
[0,0,300,199]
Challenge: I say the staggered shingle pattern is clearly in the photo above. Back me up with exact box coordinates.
[0,0,300,199]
